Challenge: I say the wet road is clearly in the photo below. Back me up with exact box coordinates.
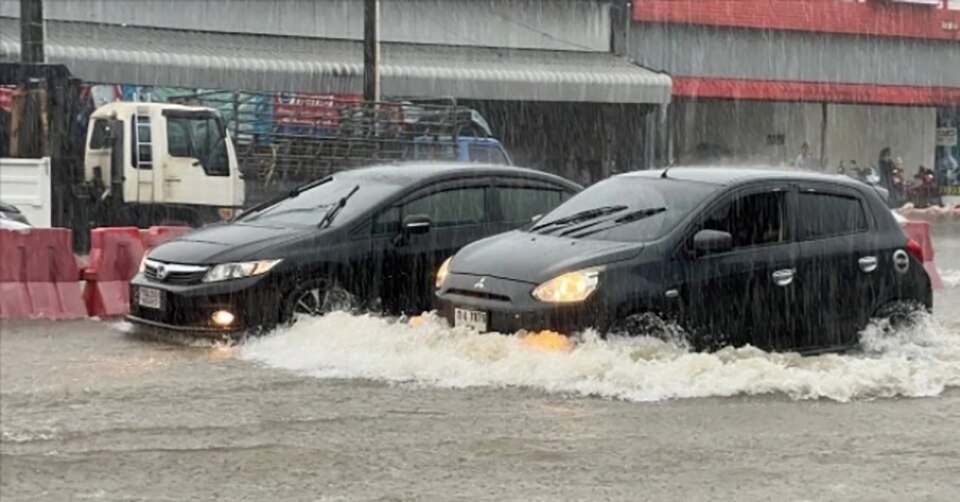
[2,226,960,501]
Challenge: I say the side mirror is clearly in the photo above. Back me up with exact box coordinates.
[692,229,733,255]
[403,214,432,235]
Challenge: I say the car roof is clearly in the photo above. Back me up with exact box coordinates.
[339,162,580,189]
[622,166,866,189]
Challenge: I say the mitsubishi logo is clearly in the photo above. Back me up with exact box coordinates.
[474,277,487,289]
[155,264,169,281]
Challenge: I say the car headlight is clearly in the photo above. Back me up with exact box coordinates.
[203,259,283,283]
[436,257,453,289]
[532,267,603,303]
[139,254,149,274]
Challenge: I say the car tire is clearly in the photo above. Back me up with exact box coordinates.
[605,312,689,348]
[282,278,357,324]
[871,301,926,335]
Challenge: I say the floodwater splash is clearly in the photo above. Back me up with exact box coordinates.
[237,311,960,403]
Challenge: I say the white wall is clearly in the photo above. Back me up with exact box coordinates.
[824,104,937,173]
[0,0,611,52]
[673,100,938,172]
[674,100,823,166]
[0,157,52,227]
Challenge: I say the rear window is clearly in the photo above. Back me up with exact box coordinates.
[798,192,868,240]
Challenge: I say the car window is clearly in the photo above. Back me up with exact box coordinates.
[798,192,867,240]
[403,187,486,228]
[496,186,568,223]
[700,191,786,250]
[372,206,401,235]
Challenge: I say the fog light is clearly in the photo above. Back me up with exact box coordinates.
[211,310,235,327]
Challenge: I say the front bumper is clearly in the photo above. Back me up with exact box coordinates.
[127,273,282,334]
[436,273,605,335]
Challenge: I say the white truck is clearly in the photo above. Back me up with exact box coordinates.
[83,102,244,226]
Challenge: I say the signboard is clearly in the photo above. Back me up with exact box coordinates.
[936,127,958,147]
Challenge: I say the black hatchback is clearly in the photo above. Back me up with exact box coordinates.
[436,168,933,353]
[128,163,580,334]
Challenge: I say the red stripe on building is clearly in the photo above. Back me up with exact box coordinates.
[673,77,960,105]
[634,0,960,41]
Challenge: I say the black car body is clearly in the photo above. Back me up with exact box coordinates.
[437,168,933,353]
[0,200,31,226]
[127,163,580,334]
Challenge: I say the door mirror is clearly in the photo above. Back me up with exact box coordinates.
[403,214,432,235]
[693,229,733,255]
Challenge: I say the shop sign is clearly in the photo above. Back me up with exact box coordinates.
[936,127,958,147]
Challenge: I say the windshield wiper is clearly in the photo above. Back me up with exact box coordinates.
[319,184,360,229]
[529,205,628,234]
[564,207,667,239]
[237,177,332,221]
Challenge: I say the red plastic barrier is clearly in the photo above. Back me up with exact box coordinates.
[82,227,146,317]
[0,228,87,319]
[140,226,192,249]
[901,220,943,290]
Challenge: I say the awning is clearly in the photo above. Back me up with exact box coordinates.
[0,19,672,104]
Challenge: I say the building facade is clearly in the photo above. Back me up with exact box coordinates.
[1,0,671,181]
[632,0,960,180]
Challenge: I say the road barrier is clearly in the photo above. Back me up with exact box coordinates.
[82,225,192,317]
[901,220,943,290]
[0,228,87,319]
[82,227,145,318]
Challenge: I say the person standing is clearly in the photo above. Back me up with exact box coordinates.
[793,142,816,169]
[878,147,895,192]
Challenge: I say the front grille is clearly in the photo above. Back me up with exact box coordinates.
[448,289,512,302]
[144,260,209,285]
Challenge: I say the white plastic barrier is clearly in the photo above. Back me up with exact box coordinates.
[0,157,52,227]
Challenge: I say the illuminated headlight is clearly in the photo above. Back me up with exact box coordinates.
[436,257,453,289]
[203,259,283,283]
[532,267,603,303]
[139,254,149,274]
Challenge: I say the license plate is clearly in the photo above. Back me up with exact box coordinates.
[137,287,163,310]
[454,308,488,332]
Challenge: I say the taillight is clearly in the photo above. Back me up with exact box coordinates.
[906,238,924,262]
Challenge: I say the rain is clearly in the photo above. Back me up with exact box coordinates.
[1,0,959,500]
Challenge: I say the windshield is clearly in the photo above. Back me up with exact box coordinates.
[530,176,718,242]
[165,113,230,176]
[238,175,401,228]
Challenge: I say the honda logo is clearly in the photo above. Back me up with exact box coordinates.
[474,277,486,289]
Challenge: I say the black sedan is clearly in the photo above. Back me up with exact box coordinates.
[436,168,933,353]
[127,163,580,334]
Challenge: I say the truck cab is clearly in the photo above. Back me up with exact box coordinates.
[84,102,244,226]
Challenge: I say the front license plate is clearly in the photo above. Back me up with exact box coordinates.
[454,308,488,332]
[137,287,163,310]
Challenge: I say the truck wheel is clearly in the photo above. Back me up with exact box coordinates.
[282,278,356,323]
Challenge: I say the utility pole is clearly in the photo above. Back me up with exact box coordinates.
[363,0,381,102]
[610,0,630,57]
[20,0,45,63]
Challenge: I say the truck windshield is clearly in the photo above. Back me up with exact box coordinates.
[165,113,230,176]
[529,177,718,242]
[238,175,401,228]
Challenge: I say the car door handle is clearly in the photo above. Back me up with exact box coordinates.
[772,269,794,287]
[859,256,878,273]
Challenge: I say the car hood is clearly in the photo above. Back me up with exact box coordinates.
[450,231,644,284]
[146,223,305,264]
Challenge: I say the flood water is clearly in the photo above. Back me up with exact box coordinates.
[2,226,959,500]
